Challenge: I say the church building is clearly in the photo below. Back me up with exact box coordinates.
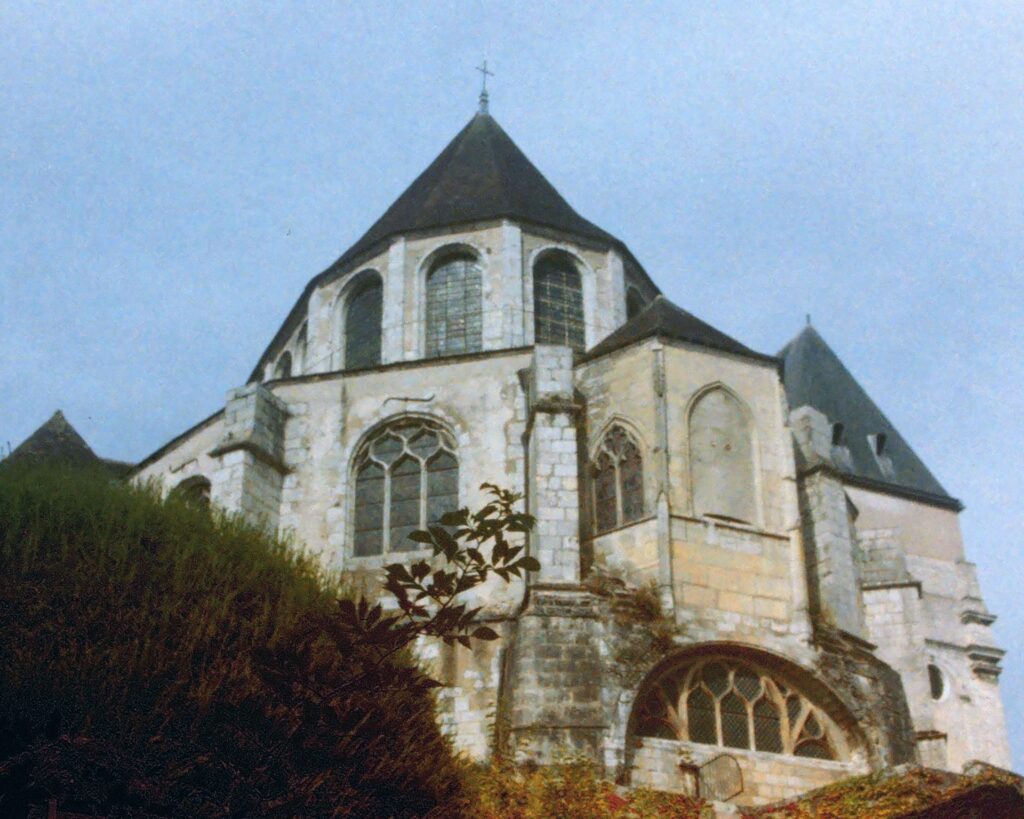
[130,98,1010,806]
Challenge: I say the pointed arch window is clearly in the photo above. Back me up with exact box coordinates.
[296,323,308,373]
[634,657,841,760]
[345,273,383,369]
[534,251,585,350]
[592,425,644,533]
[689,388,756,523]
[352,419,459,557]
[274,351,292,379]
[426,253,483,358]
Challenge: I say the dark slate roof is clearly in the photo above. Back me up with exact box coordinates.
[582,295,776,364]
[4,410,133,477]
[249,112,656,382]
[779,325,958,508]
[331,111,619,272]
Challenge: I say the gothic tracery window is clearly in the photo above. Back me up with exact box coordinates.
[345,273,383,369]
[634,657,839,760]
[534,251,585,350]
[592,425,645,533]
[426,253,483,358]
[352,419,459,557]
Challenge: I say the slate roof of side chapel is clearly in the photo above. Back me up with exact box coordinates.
[249,112,657,381]
[582,295,777,365]
[779,325,959,509]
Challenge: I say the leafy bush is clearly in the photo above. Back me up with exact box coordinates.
[0,463,500,817]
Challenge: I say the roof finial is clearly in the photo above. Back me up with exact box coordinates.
[476,60,494,114]
[806,313,812,326]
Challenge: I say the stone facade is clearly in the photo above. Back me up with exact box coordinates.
[131,110,1010,807]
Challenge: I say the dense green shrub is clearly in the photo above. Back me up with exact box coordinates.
[0,463,466,817]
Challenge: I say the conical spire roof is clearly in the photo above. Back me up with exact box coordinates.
[329,112,619,272]
[6,410,98,465]
[779,325,957,507]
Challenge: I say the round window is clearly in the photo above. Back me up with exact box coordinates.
[927,664,945,701]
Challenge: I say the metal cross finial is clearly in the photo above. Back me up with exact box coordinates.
[476,60,494,113]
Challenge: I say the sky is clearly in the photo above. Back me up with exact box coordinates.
[2,1,1022,765]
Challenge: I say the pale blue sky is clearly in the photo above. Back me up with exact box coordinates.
[2,2,1022,765]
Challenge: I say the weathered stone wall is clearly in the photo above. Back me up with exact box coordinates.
[504,586,605,762]
[630,736,863,806]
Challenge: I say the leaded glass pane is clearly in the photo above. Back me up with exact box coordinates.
[594,453,617,533]
[354,462,385,556]
[389,456,421,552]
[734,666,762,700]
[686,688,717,745]
[721,692,750,749]
[534,255,585,350]
[795,739,832,760]
[409,430,440,459]
[620,440,644,523]
[345,277,383,369]
[373,434,403,464]
[703,662,730,696]
[753,698,783,753]
[426,451,459,525]
[426,255,482,357]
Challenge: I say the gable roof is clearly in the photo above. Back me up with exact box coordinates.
[582,295,776,365]
[249,112,656,382]
[4,410,133,477]
[779,325,958,508]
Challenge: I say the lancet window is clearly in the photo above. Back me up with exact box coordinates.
[533,251,585,350]
[274,351,292,379]
[352,419,459,557]
[592,425,645,533]
[634,658,840,760]
[345,273,383,369]
[426,253,483,358]
[626,286,646,320]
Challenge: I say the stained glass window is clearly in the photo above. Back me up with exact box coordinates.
[592,425,644,533]
[345,274,383,369]
[534,252,585,350]
[426,254,482,358]
[352,419,459,556]
[635,657,839,760]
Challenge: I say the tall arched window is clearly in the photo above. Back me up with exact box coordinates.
[345,273,383,369]
[274,351,292,379]
[533,251,585,350]
[352,419,459,557]
[593,425,644,533]
[634,657,842,760]
[689,387,756,523]
[426,253,482,358]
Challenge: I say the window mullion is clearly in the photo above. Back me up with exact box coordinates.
[382,467,392,553]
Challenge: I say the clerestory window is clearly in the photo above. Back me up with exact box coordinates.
[345,273,383,369]
[634,657,839,760]
[533,251,585,350]
[352,419,459,557]
[426,253,483,358]
[592,425,645,533]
